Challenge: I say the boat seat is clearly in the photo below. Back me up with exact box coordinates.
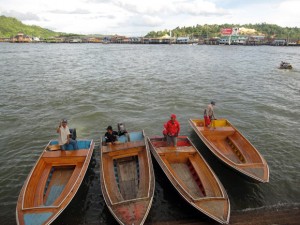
[103,140,145,153]
[157,146,195,154]
[129,132,144,142]
[215,126,235,132]
[118,135,128,143]
[102,132,143,145]
[43,150,88,158]
[49,140,91,150]
[202,126,235,137]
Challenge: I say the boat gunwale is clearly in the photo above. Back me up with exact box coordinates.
[189,118,269,183]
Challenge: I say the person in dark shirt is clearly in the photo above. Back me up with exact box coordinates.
[104,125,118,144]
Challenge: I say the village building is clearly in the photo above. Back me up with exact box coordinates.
[11,32,32,43]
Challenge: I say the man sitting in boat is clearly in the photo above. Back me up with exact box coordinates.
[104,125,119,145]
[165,114,180,147]
[56,119,79,150]
[204,101,217,127]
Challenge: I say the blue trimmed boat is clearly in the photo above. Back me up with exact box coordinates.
[100,131,155,225]
[16,139,94,225]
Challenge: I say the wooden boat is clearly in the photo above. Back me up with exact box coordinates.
[100,131,155,225]
[16,139,95,225]
[189,119,269,183]
[148,136,230,224]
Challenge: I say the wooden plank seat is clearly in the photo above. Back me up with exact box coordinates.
[202,126,236,138]
[157,146,196,154]
[102,140,145,153]
[43,149,89,158]
[48,140,91,150]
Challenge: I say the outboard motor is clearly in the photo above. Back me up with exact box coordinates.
[69,128,77,140]
[117,123,127,136]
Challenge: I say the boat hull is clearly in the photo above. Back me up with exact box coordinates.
[100,131,155,225]
[189,119,269,183]
[148,136,230,224]
[16,139,95,225]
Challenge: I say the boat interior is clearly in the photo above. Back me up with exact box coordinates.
[101,132,151,204]
[192,119,263,165]
[150,137,223,199]
[22,140,92,209]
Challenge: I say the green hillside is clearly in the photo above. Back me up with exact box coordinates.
[0,15,60,38]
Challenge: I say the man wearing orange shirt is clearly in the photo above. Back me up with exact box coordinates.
[165,114,180,147]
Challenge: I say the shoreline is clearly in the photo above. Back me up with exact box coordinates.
[147,204,300,225]
[0,41,300,46]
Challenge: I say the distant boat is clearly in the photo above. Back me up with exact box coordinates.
[189,119,269,183]
[100,131,155,225]
[148,136,230,224]
[279,61,292,69]
[16,139,95,225]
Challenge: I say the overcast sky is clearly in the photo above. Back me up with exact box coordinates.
[0,0,299,36]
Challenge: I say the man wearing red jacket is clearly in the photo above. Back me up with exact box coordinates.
[165,114,180,147]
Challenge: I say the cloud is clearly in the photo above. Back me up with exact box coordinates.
[113,0,227,16]
[1,0,299,35]
[278,0,300,15]
[84,0,110,2]
[122,15,164,27]
[173,1,228,16]
[92,14,116,19]
[1,10,41,21]
[47,9,91,14]
[210,0,283,9]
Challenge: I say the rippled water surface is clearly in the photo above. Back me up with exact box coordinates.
[0,43,299,224]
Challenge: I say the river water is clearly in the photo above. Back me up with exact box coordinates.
[0,43,299,224]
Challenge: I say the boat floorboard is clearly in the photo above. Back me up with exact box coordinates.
[170,163,202,199]
[209,138,241,163]
[116,157,139,200]
[44,166,74,206]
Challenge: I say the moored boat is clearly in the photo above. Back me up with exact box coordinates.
[147,136,230,224]
[279,61,292,69]
[100,131,155,225]
[16,139,95,225]
[189,119,269,183]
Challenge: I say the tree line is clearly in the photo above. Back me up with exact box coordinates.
[145,23,300,39]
